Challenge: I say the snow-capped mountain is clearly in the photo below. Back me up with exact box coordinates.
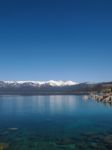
[0,80,111,95]
[0,80,78,88]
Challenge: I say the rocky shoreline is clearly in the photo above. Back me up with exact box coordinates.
[91,93,112,103]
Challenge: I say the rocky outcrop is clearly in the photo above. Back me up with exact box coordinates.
[91,93,112,103]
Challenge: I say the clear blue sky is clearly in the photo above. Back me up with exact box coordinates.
[0,0,112,82]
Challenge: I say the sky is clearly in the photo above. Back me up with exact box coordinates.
[0,0,112,82]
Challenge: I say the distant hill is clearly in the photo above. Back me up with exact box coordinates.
[0,80,112,95]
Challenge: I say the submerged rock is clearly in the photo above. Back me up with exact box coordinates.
[82,95,89,101]
[103,135,112,145]
[0,143,9,150]
[8,128,18,131]
[56,137,75,145]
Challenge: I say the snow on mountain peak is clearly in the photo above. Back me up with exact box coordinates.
[2,80,78,87]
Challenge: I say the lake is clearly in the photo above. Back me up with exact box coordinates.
[0,95,112,150]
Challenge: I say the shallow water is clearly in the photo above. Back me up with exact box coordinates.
[0,95,112,150]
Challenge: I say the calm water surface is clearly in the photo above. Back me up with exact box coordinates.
[0,95,112,150]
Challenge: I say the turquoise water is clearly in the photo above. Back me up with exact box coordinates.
[0,95,112,150]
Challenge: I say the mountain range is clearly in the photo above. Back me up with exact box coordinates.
[0,80,112,95]
[0,80,78,87]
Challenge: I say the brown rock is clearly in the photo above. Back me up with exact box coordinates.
[0,143,9,150]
